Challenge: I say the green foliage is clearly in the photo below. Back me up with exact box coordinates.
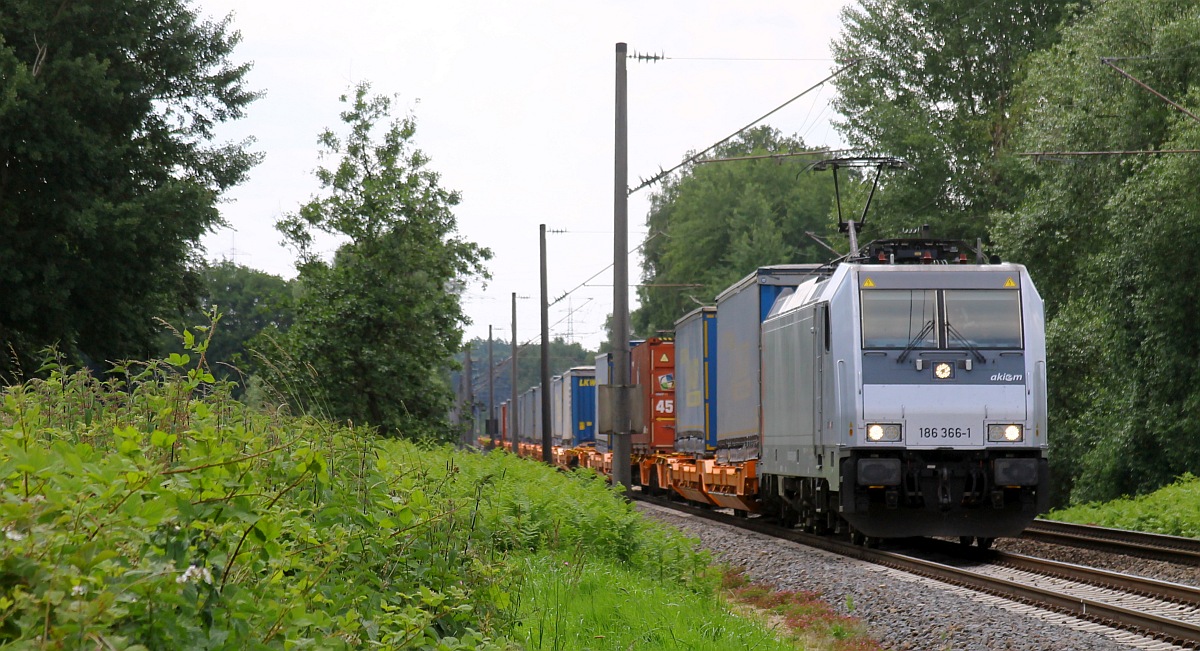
[0,345,805,648]
[993,0,1200,505]
[274,82,491,440]
[633,127,837,335]
[0,352,505,648]
[157,261,296,392]
[1048,474,1200,538]
[831,0,1079,239]
[0,0,260,379]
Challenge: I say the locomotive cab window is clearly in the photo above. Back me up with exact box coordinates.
[944,290,1022,348]
[860,290,938,348]
[861,288,1023,350]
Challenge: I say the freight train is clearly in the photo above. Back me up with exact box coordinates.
[494,236,1048,547]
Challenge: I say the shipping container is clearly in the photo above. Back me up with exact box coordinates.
[534,385,546,458]
[631,338,675,453]
[518,386,542,454]
[550,375,564,445]
[674,306,717,454]
[554,366,597,446]
[499,400,509,448]
[715,265,823,462]
[594,353,612,452]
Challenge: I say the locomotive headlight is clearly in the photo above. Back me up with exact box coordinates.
[988,424,1024,442]
[866,423,902,442]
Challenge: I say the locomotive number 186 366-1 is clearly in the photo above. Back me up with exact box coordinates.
[917,426,971,439]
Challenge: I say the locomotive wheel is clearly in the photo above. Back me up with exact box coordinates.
[977,537,995,550]
[850,530,865,546]
[959,536,975,547]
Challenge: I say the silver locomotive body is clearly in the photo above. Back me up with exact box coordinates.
[760,259,1049,539]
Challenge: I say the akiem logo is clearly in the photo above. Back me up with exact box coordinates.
[990,373,1023,382]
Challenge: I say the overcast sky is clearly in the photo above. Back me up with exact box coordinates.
[196,0,852,351]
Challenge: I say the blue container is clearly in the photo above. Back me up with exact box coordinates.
[561,366,597,445]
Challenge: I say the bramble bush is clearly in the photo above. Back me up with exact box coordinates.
[0,330,730,649]
[0,337,507,649]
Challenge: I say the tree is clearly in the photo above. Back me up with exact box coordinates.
[276,83,491,439]
[993,0,1200,504]
[0,0,259,378]
[830,0,1079,240]
[157,261,295,389]
[633,127,837,335]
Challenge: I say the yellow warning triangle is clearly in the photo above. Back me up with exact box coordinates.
[862,277,876,288]
[1004,277,1017,288]
[659,353,668,362]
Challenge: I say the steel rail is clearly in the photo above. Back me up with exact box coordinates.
[866,548,1200,647]
[994,550,1200,606]
[1025,520,1200,565]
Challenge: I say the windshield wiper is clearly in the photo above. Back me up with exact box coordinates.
[946,322,986,363]
[897,319,935,364]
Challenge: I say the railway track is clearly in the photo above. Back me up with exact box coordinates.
[1024,519,1200,565]
[636,495,1200,648]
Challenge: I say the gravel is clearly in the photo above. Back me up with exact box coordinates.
[637,503,1183,651]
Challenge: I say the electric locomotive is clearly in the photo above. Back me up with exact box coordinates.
[757,238,1049,544]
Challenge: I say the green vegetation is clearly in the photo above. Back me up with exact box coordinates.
[992,0,1200,506]
[830,0,1079,239]
[11,0,1199,534]
[0,0,260,379]
[508,555,802,650]
[0,344,877,648]
[156,261,297,393]
[273,83,490,441]
[634,127,838,336]
[1047,474,1200,538]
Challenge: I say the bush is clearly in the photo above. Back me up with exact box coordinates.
[0,345,724,649]
[0,351,505,649]
[1047,473,1200,538]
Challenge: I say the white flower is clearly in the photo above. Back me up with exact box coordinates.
[4,525,25,541]
[71,585,88,597]
[176,564,213,585]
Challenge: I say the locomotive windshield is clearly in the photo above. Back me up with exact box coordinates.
[944,290,1022,348]
[861,288,1022,349]
[860,290,938,348]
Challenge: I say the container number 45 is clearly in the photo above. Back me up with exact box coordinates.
[655,399,674,415]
